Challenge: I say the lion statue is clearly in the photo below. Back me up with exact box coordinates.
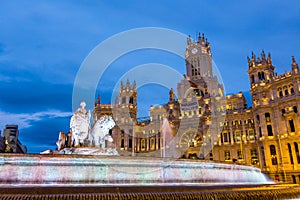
[90,115,115,148]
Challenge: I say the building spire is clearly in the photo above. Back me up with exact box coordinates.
[292,56,299,70]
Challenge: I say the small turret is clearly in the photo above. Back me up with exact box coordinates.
[247,50,275,87]
[185,32,212,80]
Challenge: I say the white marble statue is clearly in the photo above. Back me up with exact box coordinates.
[70,101,90,147]
[90,116,115,148]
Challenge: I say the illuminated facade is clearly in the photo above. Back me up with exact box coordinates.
[247,52,300,183]
[92,34,300,183]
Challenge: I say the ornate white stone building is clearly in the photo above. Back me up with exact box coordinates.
[93,34,300,183]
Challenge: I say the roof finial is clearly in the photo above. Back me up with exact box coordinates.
[261,50,266,63]
[133,80,136,90]
[95,93,100,106]
[198,32,201,42]
[97,94,100,104]
[247,56,251,68]
[187,35,191,45]
[251,51,256,62]
[267,52,272,65]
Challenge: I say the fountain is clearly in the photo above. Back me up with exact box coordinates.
[0,102,300,199]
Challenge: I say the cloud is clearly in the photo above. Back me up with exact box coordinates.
[0,110,72,131]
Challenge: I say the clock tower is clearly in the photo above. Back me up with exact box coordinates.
[186,33,212,81]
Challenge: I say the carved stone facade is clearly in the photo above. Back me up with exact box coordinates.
[93,34,300,183]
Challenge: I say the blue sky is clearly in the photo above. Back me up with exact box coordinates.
[0,0,299,153]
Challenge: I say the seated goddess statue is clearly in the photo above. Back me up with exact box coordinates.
[70,101,90,147]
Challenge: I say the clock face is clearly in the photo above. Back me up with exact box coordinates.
[191,48,198,54]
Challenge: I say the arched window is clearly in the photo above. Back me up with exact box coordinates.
[267,125,273,136]
[284,86,289,96]
[261,72,265,80]
[223,132,229,143]
[292,175,297,184]
[293,106,298,113]
[251,75,255,84]
[129,97,134,104]
[290,84,295,95]
[258,72,265,80]
[294,142,300,164]
[278,87,283,98]
[265,112,271,122]
[289,119,295,132]
[288,143,294,164]
[270,145,278,165]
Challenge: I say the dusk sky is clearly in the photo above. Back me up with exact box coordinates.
[0,1,299,153]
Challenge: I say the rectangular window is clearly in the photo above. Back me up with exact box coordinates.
[234,131,241,143]
[158,133,160,149]
[224,151,231,161]
[220,132,223,143]
[289,119,295,132]
[259,127,262,137]
[128,138,132,149]
[237,150,243,160]
[121,138,125,149]
[223,132,228,143]
[247,129,255,141]
[251,149,258,165]
[267,125,273,136]
[150,138,155,150]
[270,145,278,165]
